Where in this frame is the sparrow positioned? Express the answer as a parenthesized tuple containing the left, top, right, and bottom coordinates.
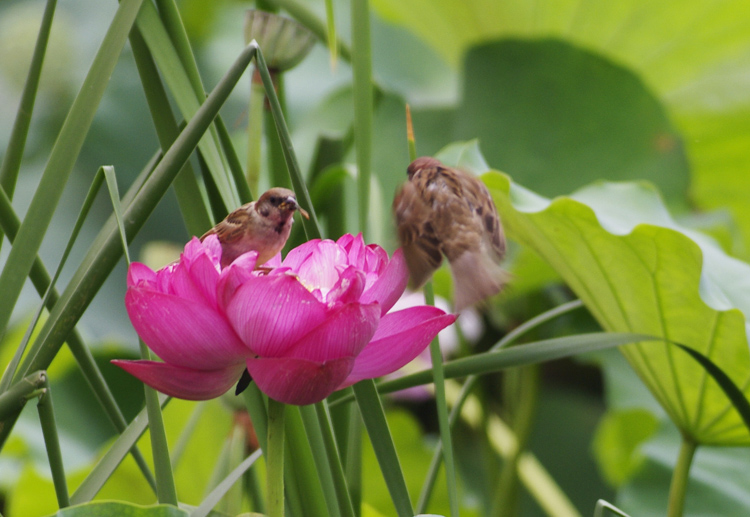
(393, 156, 506, 312)
(201, 187, 309, 269)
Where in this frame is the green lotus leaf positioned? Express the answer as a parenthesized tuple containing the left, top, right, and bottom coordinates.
(483, 171, 750, 445)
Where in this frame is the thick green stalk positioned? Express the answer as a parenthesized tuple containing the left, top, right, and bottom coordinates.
(314, 402, 355, 517)
(36, 375, 70, 508)
(299, 404, 343, 517)
(667, 435, 697, 517)
(324, 0, 338, 68)
(267, 398, 286, 517)
(0, 371, 46, 421)
(153, 0, 206, 96)
(255, 48, 321, 239)
(128, 24, 212, 235)
(266, 76, 293, 191)
(493, 365, 540, 516)
(345, 408, 362, 515)
(285, 406, 330, 517)
(423, 283, 459, 517)
(353, 380, 413, 517)
(247, 79, 265, 194)
(0, 0, 144, 339)
(140, 342, 178, 505)
(351, 0, 373, 238)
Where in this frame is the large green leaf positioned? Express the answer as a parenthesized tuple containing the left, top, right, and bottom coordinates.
(455, 39, 689, 201)
(482, 170, 750, 445)
(373, 0, 750, 251)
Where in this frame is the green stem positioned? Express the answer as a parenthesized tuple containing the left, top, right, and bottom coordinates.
(267, 398, 286, 517)
(247, 78, 265, 194)
(423, 283, 459, 517)
(493, 365, 540, 516)
(351, 0, 373, 238)
(298, 405, 343, 517)
(345, 405, 362, 514)
(667, 434, 697, 517)
(140, 341, 178, 505)
(36, 374, 70, 508)
(255, 47, 321, 239)
(0, 0, 56, 199)
(314, 402, 355, 517)
(0, 371, 46, 424)
(287, 405, 333, 517)
(266, 76, 293, 191)
(353, 380, 413, 517)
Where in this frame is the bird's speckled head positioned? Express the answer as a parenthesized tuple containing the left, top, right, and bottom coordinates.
(406, 156, 442, 180)
(256, 187, 309, 220)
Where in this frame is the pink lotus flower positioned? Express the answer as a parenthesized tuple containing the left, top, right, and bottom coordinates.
(113, 234, 455, 405)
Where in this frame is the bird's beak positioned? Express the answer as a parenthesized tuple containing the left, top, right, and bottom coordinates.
(281, 197, 310, 219)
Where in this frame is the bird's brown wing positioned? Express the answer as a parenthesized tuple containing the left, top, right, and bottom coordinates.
(458, 172, 505, 261)
(393, 180, 443, 288)
(200, 203, 254, 245)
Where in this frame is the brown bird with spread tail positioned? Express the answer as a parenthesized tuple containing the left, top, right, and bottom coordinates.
(393, 157, 506, 311)
(201, 187, 309, 268)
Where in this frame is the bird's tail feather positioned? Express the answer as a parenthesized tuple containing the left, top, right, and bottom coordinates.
(449, 250, 507, 312)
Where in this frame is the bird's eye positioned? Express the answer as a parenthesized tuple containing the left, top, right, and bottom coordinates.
(270, 196, 281, 205)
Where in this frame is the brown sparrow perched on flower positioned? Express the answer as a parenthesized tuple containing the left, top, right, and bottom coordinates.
(201, 187, 309, 268)
(393, 157, 506, 312)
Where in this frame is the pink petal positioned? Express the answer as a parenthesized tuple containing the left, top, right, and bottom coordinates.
(287, 301, 380, 361)
(126, 288, 248, 369)
(224, 273, 328, 357)
(264, 252, 282, 268)
(364, 245, 389, 273)
(341, 306, 456, 387)
(112, 359, 244, 400)
(199, 234, 224, 265)
(326, 266, 366, 305)
(169, 258, 212, 306)
(338, 233, 365, 267)
(128, 262, 156, 289)
(360, 249, 409, 315)
(336, 233, 356, 249)
(295, 240, 347, 291)
(226, 249, 259, 272)
(281, 239, 320, 272)
(246, 355, 355, 405)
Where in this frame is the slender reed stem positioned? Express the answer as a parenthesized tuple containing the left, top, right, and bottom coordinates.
(36, 374, 70, 508)
(314, 402, 356, 517)
(267, 398, 286, 517)
(667, 434, 697, 517)
(493, 365, 539, 516)
(247, 77, 265, 194)
(351, 0, 373, 238)
(139, 340, 178, 505)
(424, 283, 459, 516)
(0, 371, 46, 419)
